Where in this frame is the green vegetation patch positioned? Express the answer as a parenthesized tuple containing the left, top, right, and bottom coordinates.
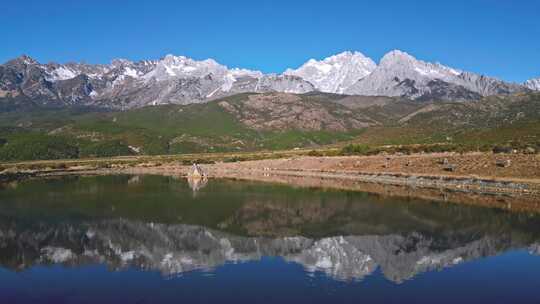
(79, 140, 135, 158)
(0, 133, 79, 161)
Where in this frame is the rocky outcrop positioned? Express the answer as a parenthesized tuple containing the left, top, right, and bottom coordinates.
(217, 93, 377, 131)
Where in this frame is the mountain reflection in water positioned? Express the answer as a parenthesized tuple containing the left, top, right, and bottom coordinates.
(1, 218, 539, 283)
(0, 174, 539, 285)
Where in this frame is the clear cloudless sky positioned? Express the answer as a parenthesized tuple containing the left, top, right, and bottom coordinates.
(1, 0, 539, 82)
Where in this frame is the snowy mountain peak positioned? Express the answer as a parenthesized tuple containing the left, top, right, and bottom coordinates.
(160, 54, 220, 68)
(111, 58, 134, 68)
(379, 50, 461, 76)
(6, 54, 38, 66)
(344, 49, 525, 100)
(143, 54, 229, 82)
(163, 53, 187, 62)
(323, 50, 371, 62)
(229, 67, 263, 78)
(285, 51, 376, 93)
(525, 78, 540, 91)
(376, 50, 463, 81)
(380, 50, 416, 64)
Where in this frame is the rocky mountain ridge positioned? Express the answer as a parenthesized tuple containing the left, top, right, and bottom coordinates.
(0, 54, 314, 110)
(0, 51, 536, 110)
(344, 50, 527, 101)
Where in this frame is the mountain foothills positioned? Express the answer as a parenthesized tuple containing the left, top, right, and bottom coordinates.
(0, 50, 539, 161)
(1, 50, 538, 110)
(0, 90, 539, 161)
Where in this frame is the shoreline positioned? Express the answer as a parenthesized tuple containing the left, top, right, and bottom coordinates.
(1, 153, 539, 213)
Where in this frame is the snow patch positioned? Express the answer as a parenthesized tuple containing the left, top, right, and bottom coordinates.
(42, 246, 74, 263)
(123, 67, 140, 78)
(48, 66, 78, 81)
(120, 251, 136, 262)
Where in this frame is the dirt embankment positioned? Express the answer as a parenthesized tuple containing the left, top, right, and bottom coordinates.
(109, 152, 540, 195)
(209, 153, 540, 181)
(2, 152, 539, 212)
(201, 152, 540, 195)
(198, 153, 540, 213)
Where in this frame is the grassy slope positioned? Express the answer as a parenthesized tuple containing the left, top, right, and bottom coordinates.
(0, 94, 360, 160)
(349, 93, 540, 148)
(0, 92, 539, 161)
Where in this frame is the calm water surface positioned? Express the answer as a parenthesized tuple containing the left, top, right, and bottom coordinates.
(0, 175, 539, 304)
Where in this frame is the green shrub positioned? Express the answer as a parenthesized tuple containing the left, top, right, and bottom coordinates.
(340, 144, 371, 155)
(307, 150, 323, 157)
(25, 164, 42, 170)
(223, 156, 246, 163)
(181, 158, 215, 165)
(52, 163, 68, 170)
(492, 145, 513, 154)
(94, 162, 112, 169)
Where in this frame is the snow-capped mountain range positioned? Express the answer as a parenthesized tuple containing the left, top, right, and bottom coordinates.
(0, 50, 537, 109)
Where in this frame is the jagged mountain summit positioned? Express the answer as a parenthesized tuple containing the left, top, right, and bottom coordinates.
(0, 54, 314, 110)
(284, 51, 377, 94)
(525, 78, 540, 91)
(344, 50, 526, 101)
(0, 50, 532, 110)
(286, 50, 528, 100)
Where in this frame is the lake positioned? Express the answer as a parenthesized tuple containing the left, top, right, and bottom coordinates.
(0, 175, 539, 303)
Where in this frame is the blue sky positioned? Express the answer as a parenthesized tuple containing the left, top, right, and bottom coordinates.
(1, 0, 539, 82)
